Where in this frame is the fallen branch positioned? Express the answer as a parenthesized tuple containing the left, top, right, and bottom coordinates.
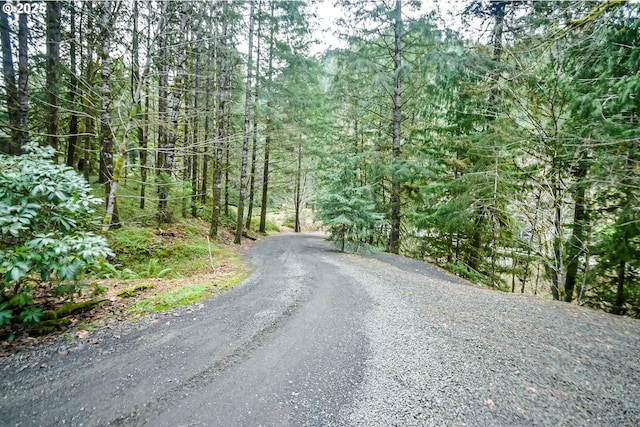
(242, 230, 257, 241)
(0, 299, 110, 340)
(41, 299, 110, 321)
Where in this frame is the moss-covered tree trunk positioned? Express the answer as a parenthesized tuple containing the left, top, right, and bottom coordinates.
(66, 10, 78, 168)
(17, 13, 28, 147)
(99, 0, 119, 229)
(46, 1, 61, 160)
(159, 2, 188, 224)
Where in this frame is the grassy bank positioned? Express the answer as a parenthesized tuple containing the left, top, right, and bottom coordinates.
(0, 177, 272, 346)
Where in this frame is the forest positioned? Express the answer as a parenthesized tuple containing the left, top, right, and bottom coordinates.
(0, 0, 638, 327)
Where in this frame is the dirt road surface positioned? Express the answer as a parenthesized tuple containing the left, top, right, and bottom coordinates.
(2, 234, 639, 426)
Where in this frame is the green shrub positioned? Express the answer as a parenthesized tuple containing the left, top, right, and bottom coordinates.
(315, 179, 386, 252)
(249, 216, 279, 233)
(145, 258, 173, 278)
(0, 143, 114, 325)
(108, 226, 157, 265)
(445, 261, 492, 286)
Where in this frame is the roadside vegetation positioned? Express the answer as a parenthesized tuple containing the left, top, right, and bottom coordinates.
(0, 149, 282, 349)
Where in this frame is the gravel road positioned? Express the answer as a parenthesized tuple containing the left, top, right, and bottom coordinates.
(1, 233, 639, 426)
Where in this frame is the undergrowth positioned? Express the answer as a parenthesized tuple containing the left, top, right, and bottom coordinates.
(133, 284, 209, 312)
(131, 271, 247, 313)
(0, 171, 288, 345)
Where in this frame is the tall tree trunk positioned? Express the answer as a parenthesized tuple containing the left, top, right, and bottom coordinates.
(191, 45, 201, 218)
(131, 0, 141, 193)
(565, 154, 588, 303)
(490, 155, 499, 287)
(81, 1, 95, 181)
(17, 13, 28, 146)
(612, 139, 636, 314)
(225, 118, 230, 216)
(234, 0, 256, 244)
(259, 133, 271, 233)
(488, 0, 506, 286)
(224, 57, 234, 217)
(209, 20, 228, 238)
(66, 8, 78, 167)
(159, 1, 188, 223)
(99, 1, 119, 228)
(259, 1, 276, 234)
(156, 4, 170, 221)
(488, 0, 506, 117)
(294, 137, 302, 233)
(246, 119, 259, 230)
(551, 169, 564, 301)
(201, 29, 214, 205)
(182, 117, 190, 218)
(0, 3, 19, 154)
(136, 2, 149, 210)
(46, 1, 61, 159)
(577, 228, 591, 305)
(156, 15, 169, 213)
(521, 190, 541, 293)
(468, 217, 483, 271)
(140, 77, 149, 209)
(388, 0, 403, 254)
(246, 9, 261, 230)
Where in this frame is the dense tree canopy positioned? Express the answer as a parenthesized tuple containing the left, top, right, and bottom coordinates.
(0, 0, 638, 317)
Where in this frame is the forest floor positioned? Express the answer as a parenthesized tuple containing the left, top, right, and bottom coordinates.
(0, 225, 256, 363)
(0, 209, 325, 366)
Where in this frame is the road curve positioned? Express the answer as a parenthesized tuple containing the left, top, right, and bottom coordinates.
(1, 233, 639, 426)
